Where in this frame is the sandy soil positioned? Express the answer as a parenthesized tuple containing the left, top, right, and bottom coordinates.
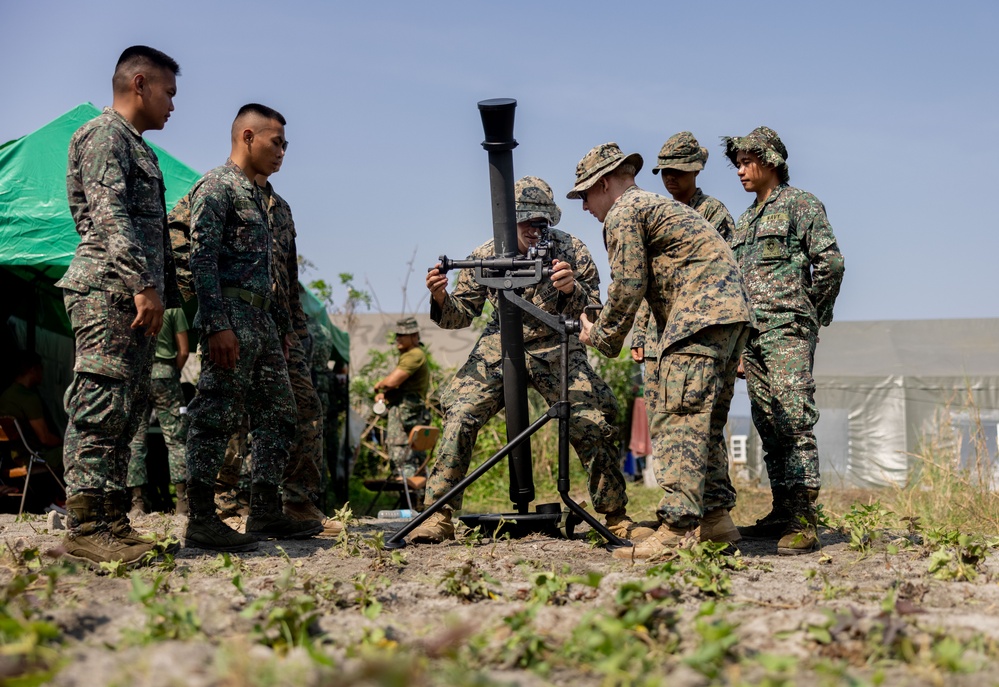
(2, 507, 998, 686)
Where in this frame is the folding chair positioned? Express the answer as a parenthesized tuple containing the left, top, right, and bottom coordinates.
(0, 415, 66, 517)
(364, 425, 440, 515)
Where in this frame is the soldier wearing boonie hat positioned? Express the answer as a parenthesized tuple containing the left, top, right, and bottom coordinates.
(570, 142, 755, 561)
(631, 133, 737, 380)
(412, 175, 637, 544)
(722, 125, 845, 555)
(374, 317, 431, 477)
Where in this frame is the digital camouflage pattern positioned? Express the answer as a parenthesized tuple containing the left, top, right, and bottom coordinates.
(586, 184, 753, 529)
(515, 176, 562, 226)
(566, 142, 643, 199)
(386, 393, 431, 475)
(59, 108, 179, 498)
(729, 179, 844, 492)
(186, 161, 295, 489)
(647, 324, 749, 528)
(426, 227, 627, 514)
(167, 193, 194, 304)
(723, 125, 789, 183)
(260, 183, 307, 336)
(127, 362, 189, 486)
(651, 131, 708, 173)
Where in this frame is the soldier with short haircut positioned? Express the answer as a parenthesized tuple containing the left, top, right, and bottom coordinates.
(374, 317, 431, 478)
(411, 176, 639, 543)
(58, 45, 182, 568)
(571, 143, 754, 560)
(184, 104, 321, 551)
(722, 126, 845, 554)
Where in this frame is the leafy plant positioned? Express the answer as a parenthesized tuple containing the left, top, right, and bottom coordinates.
(439, 560, 501, 602)
(125, 571, 202, 644)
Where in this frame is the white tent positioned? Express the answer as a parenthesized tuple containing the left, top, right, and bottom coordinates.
(746, 318, 999, 488)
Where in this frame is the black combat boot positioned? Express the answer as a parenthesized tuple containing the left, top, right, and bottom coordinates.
(247, 483, 322, 539)
(184, 481, 258, 552)
(777, 485, 821, 555)
(738, 485, 793, 540)
(174, 481, 189, 517)
(63, 491, 157, 569)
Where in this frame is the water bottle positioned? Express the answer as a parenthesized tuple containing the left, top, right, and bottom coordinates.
(378, 509, 414, 519)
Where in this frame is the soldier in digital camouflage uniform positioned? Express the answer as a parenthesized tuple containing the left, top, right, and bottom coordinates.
(374, 317, 431, 478)
(630, 132, 736, 390)
(722, 126, 845, 554)
(256, 172, 343, 536)
(184, 103, 321, 551)
(570, 143, 754, 560)
(57, 45, 182, 569)
(411, 176, 638, 544)
(127, 306, 190, 516)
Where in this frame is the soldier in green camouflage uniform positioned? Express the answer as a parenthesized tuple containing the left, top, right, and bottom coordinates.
(569, 143, 754, 560)
(167, 193, 195, 303)
(127, 306, 190, 515)
(630, 132, 736, 385)
(722, 126, 845, 554)
(411, 176, 636, 544)
(374, 318, 431, 477)
(57, 46, 182, 568)
(184, 104, 321, 551)
(257, 175, 342, 535)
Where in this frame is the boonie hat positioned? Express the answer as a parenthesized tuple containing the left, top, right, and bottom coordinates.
(722, 125, 788, 170)
(566, 143, 643, 199)
(515, 176, 561, 226)
(394, 317, 420, 336)
(652, 131, 708, 174)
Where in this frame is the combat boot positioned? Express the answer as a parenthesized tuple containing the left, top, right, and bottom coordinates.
(410, 509, 455, 543)
(737, 486, 792, 540)
(216, 485, 250, 519)
(613, 523, 699, 560)
(105, 490, 173, 551)
(604, 510, 656, 541)
(247, 484, 323, 539)
(128, 485, 149, 519)
(184, 481, 258, 552)
(700, 508, 741, 544)
(174, 481, 189, 517)
(283, 499, 345, 537)
(63, 491, 157, 570)
(777, 486, 820, 555)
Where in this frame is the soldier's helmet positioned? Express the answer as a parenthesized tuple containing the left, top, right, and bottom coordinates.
(652, 131, 709, 174)
(722, 126, 790, 182)
(515, 176, 561, 226)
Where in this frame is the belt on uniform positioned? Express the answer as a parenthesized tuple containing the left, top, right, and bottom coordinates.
(221, 287, 272, 312)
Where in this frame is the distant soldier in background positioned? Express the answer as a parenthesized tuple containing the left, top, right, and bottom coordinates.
(58, 45, 182, 568)
(722, 126, 845, 554)
(184, 103, 321, 551)
(411, 176, 638, 544)
(373, 317, 431, 478)
(570, 143, 753, 560)
(127, 306, 190, 516)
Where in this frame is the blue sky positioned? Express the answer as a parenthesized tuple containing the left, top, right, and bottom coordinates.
(3, 0, 997, 327)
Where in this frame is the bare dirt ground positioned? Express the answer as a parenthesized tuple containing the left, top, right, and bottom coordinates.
(3, 495, 999, 687)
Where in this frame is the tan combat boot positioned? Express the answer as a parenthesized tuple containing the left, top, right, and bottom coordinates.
(174, 481, 189, 517)
(699, 508, 741, 544)
(63, 492, 157, 570)
(283, 499, 345, 537)
(777, 486, 820, 555)
(409, 509, 455, 543)
(604, 510, 656, 541)
(613, 523, 698, 560)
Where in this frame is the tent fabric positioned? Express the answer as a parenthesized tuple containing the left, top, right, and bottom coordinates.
(300, 285, 350, 364)
(746, 318, 999, 489)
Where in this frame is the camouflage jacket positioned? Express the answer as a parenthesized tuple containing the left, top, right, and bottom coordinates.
(189, 159, 274, 335)
(260, 183, 306, 336)
(431, 227, 599, 363)
(730, 184, 845, 333)
(630, 188, 735, 351)
(167, 193, 194, 304)
(58, 107, 180, 306)
(589, 186, 752, 358)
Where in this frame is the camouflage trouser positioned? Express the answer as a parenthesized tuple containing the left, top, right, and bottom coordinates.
(218, 417, 252, 492)
(127, 362, 189, 486)
(386, 393, 430, 476)
(281, 331, 325, 504)
(742, 323, 820, 491)
(185, 301, 295, 488)
(425, 347, 626, 514)
(648, 323, 748, 530)
(62, 288, 154, 497)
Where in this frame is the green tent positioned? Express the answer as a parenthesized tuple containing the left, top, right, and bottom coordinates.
(0, 102, 349, 365)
